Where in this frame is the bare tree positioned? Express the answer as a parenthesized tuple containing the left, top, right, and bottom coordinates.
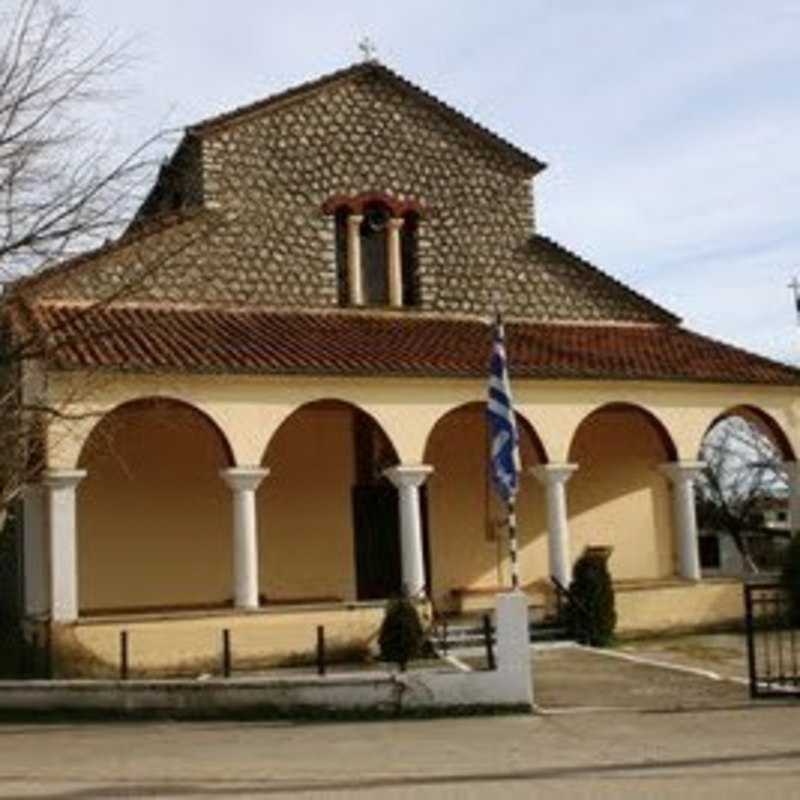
(0, 0, 207, 520)
(696, 415, 787, 573)
(0, 0, 165, 277)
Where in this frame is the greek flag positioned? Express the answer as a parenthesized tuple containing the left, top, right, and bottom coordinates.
(487, 314, 521, 503)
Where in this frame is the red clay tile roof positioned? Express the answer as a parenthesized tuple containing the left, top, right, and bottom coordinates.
(17, 303, 800, 386)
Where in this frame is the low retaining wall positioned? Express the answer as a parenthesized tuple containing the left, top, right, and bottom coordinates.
(615, 578, 743, 634)
(49, 603, 392, 678)
(2, 594, 533, 717)
(0, 674, 398, 717)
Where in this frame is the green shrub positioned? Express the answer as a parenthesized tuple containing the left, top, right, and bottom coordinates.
(378, 597, 425, 669)
(567, 552, 617, 647)
(781, 534, 800, 627)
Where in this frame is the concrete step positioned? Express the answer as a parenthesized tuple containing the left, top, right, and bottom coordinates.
(430, 619, 572, 650)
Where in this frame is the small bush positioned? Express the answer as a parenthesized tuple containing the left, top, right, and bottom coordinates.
(378, 597, 425, 669)
(568, 552, 617, 647)
(781, 534, 800, 627)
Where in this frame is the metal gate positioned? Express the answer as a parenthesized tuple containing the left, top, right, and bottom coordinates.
(744, 581, 800, 699)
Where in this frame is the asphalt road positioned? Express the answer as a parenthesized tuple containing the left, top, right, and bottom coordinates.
(1, 704, 799, 799)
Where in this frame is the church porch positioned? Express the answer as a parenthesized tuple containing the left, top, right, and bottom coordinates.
(18, 364, 799, 675)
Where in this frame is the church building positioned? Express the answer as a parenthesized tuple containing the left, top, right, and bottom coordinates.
(8, 61, 800, 675)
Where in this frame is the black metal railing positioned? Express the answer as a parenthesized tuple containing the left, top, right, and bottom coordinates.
(550, 575, 591, 644)
(428, 612, 496, 669)
(744, 581, 800, 699)
(0, 624, 337, 682)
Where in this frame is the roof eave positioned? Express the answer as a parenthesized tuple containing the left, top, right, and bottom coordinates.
(43, 359, 800, 388)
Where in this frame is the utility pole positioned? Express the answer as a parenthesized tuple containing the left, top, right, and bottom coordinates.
(789, 277, 800, 324)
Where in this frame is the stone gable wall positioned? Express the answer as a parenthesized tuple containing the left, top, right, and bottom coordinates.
(35, 72, 667, 323)
(133, 137, 205, 225)
(198, 72, 536, 315)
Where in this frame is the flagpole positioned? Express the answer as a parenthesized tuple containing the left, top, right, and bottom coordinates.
(498, 308, 521, 592)
(507, 496, 520, 591)
(488, 304, 522, 593)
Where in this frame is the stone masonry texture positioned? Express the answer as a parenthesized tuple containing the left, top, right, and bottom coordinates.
(31, 64, 674, 324)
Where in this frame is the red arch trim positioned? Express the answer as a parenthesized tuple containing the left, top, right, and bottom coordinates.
(260, 399, 400, 467)
(77, 397, 235, 469)
(422, 401, 549, 465)
(705, 405, 795, 461)
(568, 403, 678, 462)
(322, 191, 425, 217)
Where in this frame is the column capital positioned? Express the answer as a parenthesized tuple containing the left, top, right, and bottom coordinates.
(220, 466, 269, 492)
(659, 461, 705, 483)
(346, 213, 364, 226)
(387, 216, 405, 230)
(42, 469, 87, 490)
(384, 464, 433, 489)
(530, 463, 578, 485)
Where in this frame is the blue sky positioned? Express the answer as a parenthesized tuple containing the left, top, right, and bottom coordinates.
(83, 0, 800, 361)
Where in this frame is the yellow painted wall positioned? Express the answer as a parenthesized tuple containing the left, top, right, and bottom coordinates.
(258, 404, 358, 602)
(424, 405, 547, 609)
(615, 579, 742, 633)
(46, 370, 800, 472)
(568, 408, 675, 580)
(77, 401, 232, 611)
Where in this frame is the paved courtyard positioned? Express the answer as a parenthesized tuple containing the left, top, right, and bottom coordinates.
(0, 639, 796, 799)
(533, 639, 749, 710)
(618, 632, 751, 681)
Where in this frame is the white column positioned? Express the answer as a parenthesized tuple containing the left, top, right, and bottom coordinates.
(346, 213, 364, 306)
(387, 216, 405, 308)
(220, 467, 269, 610)
(531, 464, 578, 588)
(660, 461, 705, 581)
(784, 462, 800, 536)
(22, 484, 49, 617)
(43, 469, 86, 623)
(384, 465, 433, 598)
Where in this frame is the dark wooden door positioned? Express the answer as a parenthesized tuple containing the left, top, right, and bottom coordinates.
(353, 485, 401, 600)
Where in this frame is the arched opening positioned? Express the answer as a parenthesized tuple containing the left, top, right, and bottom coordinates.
(401, 211, 419, 307)
(360, 202, 390, 305)
(567, 403, 677, 581)
(329, 193, 423, 309)
(704, 405, 795, 462)
(334, 206, 350, 306)
(259, 400, 400, 603)
(423, 402, 548, 611)
(77, 398, 234, 613)
(696, 405, 794, 574)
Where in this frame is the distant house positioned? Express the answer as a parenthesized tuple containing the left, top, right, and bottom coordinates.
(700, 491, 793, 576)
(699, 531, 747, 577)
(6, 62, 800, 675)
(759, 492, 792, 534)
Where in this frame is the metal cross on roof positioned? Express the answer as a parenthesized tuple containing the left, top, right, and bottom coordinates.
(358, 36, 378, 63)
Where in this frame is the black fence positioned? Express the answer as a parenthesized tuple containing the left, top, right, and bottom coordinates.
(744, 581, 800, 699)
(1, 625, 331, 681)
